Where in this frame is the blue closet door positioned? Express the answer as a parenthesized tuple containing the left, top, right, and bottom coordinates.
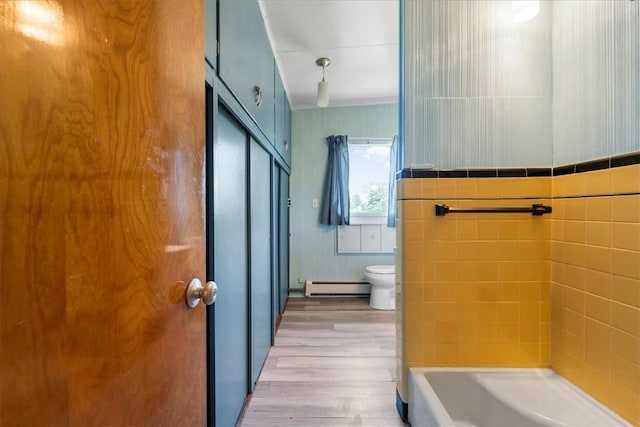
(274, 70, 292, 167)
(204, 0, 216, 68)
(284, 96, 292, 167)
(272, 166, 281, 320)
(278, 169, 290, 313)
(275, 71, 285, 153)
(219, 0, 275, 142)
(249, 139, 273, 389)
(213, 106, 249, 427)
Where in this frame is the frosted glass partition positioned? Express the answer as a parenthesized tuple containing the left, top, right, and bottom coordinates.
(553, 1, 640, 166)
(403, 0, 552, 169)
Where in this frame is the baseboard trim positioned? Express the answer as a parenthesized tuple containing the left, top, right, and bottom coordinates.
(304, 280, 371, 297)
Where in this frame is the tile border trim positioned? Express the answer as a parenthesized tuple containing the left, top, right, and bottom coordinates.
(397, 151, 640, 179)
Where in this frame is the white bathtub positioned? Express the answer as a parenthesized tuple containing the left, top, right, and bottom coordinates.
(408, 368, 630, 427)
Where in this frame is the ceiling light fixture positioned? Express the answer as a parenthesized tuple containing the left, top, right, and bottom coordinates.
(316, 57, 331, 107)
(512, 0, 539, 23)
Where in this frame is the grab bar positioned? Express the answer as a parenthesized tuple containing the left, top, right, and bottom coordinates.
(435, 204, 552, 217)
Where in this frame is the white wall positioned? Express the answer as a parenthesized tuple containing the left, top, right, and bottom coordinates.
(290, 104, 398, 288)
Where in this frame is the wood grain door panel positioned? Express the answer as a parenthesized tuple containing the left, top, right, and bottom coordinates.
(0, 1, 206, 425)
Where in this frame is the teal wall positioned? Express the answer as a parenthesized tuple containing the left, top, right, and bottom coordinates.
(290, 104, 398, 288)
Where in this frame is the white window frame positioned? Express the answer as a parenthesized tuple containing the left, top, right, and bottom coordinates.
(347, 138, 393, 225)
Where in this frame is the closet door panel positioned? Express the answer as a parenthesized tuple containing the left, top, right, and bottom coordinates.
(219, 0, 275, 142)
(249, 139, 273, 389)
(278, 170, 290, 312)
(205, 0, 216, 68)
(272, 166, 282, 319)
(213, 106, 249, 427)
(274, 70, 292, 167)
(275, 71, 285, 152)
(284, 96, 292, 167)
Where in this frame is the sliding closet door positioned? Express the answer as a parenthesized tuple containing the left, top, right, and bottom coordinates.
(272, 167, 282, 320)
(278, 169, 290, 313)
(249, 139, 272, 388)
(212, 106, 249, 427)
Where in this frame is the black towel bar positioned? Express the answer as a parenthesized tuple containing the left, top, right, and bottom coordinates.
(435, 204, 552, 216)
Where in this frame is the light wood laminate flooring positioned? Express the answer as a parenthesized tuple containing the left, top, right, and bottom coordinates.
(237, 297, 406, 427)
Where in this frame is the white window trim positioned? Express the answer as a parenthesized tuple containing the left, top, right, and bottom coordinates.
(347, 138, 393, 224)
(348, 215, 388, 226)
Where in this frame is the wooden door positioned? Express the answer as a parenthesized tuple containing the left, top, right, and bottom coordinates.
(0, 1, 206, 425)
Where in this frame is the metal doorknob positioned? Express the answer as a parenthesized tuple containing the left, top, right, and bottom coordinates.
(186, 278, 218, 308)
(254, 85, 263, 107)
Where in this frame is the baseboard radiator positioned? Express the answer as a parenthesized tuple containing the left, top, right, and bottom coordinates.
(304, 280, 371, 297)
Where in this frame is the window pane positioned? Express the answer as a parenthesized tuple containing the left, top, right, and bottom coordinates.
(348, 144, 390, 216)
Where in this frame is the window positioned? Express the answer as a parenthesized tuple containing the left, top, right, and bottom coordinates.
(348, 141, 391, 223)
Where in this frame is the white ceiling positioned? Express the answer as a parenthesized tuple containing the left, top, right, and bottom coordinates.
(258, 0, 399, 110)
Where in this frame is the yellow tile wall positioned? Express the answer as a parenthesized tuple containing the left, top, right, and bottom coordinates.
(397, 165, 640, 425)
(396, 177, 553, 402)
(551, 164, 640, 425)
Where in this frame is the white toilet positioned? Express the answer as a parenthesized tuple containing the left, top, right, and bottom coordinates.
(364, 265, 396, 310)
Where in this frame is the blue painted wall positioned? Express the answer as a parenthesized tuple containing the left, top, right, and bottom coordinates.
(290, 104, 398, 288)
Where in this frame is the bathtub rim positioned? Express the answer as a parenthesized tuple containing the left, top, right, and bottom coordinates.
(409, 367, 456, 426)
(408, 367, 631, 427)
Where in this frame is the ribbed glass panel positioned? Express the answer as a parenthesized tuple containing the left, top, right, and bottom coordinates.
(404, 0, 552, 168)
(553, 0, 640, 166)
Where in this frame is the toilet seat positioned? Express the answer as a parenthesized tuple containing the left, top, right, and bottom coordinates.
(365, 265, 395, 275)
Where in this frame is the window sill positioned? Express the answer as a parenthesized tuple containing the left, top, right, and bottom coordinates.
(349, 215, 388, 226)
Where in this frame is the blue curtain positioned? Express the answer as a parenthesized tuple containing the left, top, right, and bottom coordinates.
(387, 135, 399, 227)
(319, 135, 350, 225)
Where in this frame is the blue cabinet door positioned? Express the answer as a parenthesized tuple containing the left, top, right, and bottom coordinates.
(278, 169, 290, 312)
(274, 70, 285, 151)
(249, 138, 273, 389)
(219, 0, 275, 143)
(275, 69, 292, 167)
(205, 0, 216, 68)
(212, 106, 249, 427)
(284, 95, 292, 166)
(272, 166, 281, 320)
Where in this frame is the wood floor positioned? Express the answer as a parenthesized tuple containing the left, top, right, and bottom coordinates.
(237, 297, 407, 427)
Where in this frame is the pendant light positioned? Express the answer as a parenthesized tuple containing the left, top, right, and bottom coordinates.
(512, 0, 539, 23)
(316, 57, 330, 107)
